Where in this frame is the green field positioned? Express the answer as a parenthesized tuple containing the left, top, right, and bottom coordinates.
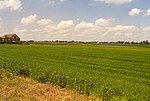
(0, 43, 150, 100)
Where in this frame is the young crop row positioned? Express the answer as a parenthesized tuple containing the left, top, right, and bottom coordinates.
(0, 44, 150, 100)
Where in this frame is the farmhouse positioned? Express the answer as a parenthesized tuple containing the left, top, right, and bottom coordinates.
(1, 34, 20, 43)
(0, 36, 2, 43)
(0, 36, 2, 41)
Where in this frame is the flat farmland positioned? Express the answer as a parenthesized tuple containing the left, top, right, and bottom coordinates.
(0, 44, 150, 100)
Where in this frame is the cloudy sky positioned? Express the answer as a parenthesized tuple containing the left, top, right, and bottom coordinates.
(0, 0, 150, 41)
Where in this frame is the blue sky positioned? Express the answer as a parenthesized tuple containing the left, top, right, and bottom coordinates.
(0, 0, 150, 41)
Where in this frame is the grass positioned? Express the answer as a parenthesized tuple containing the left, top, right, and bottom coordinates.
(0, 43, 150, 100)
(0, 67, 96, 101)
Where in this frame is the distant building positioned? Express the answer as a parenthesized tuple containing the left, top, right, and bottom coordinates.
(2, 34, 20, 43)
(0, 36, 2, 43)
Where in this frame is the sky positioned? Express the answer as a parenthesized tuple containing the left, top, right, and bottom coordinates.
(0, 0, 150, 41)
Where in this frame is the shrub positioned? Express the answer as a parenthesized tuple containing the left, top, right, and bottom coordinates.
(58, 74, 68, 88)
(17, 68, 30, 77)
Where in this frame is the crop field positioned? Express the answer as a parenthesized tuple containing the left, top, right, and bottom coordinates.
(0, 43, 150, 100)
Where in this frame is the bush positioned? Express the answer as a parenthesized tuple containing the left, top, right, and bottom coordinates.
(17, 68, 30, 77)
(58, 74, 68, 88)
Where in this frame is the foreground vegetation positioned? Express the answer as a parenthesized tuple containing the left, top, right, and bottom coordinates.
(0, 43, 150, 100)
(0, 67, 94, 101)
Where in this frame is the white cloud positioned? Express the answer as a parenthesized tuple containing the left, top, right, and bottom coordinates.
(129, 8, 142, 17)
(76, 18, 80, 21)
(0, 18, 3, 31)
(143, 26, 150, 32)
(45, 25, 57, 32)
(21, 14, 37, 25)
(15, 17, 149, 41)
(0, 0, 22, 11)
(14, 27, 27, 33)
(37, 19, 53, 26)
(95, 18, 114, 27)
(102, 25, 139, 41)
(31, 28, 42, 33)
(128, 8, 150, 17)
(57, 20, 74, 29)
(142, 26, 150, 39)
(110, 25, 138, 33)
(94, 0, 133, 5)
(49, 0, 67, 6)
(76, 21, 94, 29)
(144, 9, 150, 16)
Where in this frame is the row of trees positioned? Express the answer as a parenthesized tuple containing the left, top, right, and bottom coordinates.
(1, 39, 149, 44)
(117, 40, 149, 44)
(26, 40, 150, 44)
